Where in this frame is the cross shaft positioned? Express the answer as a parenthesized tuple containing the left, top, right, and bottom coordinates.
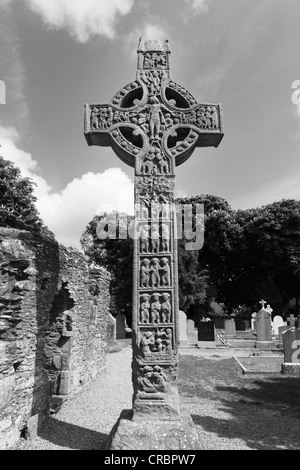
(84, 38, 224, 422)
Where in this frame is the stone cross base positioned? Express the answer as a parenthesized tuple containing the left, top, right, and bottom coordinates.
(281, 363, 300, 376)
(255, 341, 274, 350)
(106, 409, 203, 450)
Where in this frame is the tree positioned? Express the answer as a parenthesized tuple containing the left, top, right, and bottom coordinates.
(234, 199, 300, 315)
(0, 155, 53, 237)
(80, 212, 134, 326)
(176, 194, 242, 317)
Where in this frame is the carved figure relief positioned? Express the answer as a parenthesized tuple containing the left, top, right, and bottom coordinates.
(151, 224, 160, 253)
(140, 224, 150, 253)
(138, 293, 172, 324)
(140, 293, 150, 323)
(160, 258, 171, 287)
(161, 224, 170, 252)
(150, 292, 161, 323)
(140, 147, 169, 176)
(160, 293, 171, 323)
(136, 176, 174, 205)
(139, 365, 167, 395)
(150, 260, 160, 289)
(143, 52, 168, 70)
(138, 328, 173, 356)
(140, 256, 171, 286)
(140, 259, 150, 287)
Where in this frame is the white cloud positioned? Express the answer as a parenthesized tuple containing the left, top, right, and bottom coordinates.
(126, 19, 170, 58)
(185, 0, 211, 12)
(10, 0, 135, 42)
(0, 124, 134, 248)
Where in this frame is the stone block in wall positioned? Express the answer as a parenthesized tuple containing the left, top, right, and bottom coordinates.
(0, 373, 15, 411)
(0, 227, 111, 449)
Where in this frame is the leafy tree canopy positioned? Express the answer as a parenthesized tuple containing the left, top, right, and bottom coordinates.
(0, 155, 53, 238)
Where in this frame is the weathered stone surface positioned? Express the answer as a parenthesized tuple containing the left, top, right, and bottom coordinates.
(85, 38, 224, 449)
(197, 320, 216, 349)
(278, 325, 289, 348)
(224, 317, 237, 338)
(106, 409, 204, 450)
(282, 328, 300, 362)
(255, 308, 274, 349)
(179, 310, 188, 347)
(0, 227, 111, 449)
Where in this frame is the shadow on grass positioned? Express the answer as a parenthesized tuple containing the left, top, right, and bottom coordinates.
(36, 416, 109, 450)
(179, 355, 300, 450)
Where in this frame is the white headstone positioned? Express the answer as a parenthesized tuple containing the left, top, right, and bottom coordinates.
(179, 310, 188, 346)
(251, 312, 257, 331)
(273, 315, 285, 335)
(187, 319, 195, 332)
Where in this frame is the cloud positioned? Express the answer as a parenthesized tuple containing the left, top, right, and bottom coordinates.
(126, 18, 170, 58)
(10, 0, 135, 42)
(184, 0, 211, 12)
(0, 124, 134, 248)
(0, 1, 28, 123)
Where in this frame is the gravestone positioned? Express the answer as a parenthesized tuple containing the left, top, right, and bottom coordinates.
(187, 318, 197, 346)
(273, 315, 285, 336)
(107, 313, 117, 346)
(115, 312, 126, 339)
(178, 310, 188, 347)
(84, 38, 224, 450)
(251, 312, 257, 331)
(197, 320, 216, 349)
(282, 322, 300, 375)
(235, 317, 247, 331)
(187, 318, 195, 332)
(214, 317, 225, 329)
(224, 316, 237, 338)
(255, 307, 274, 349)
(287, 313, 298, 329)
(278, 325, 289, 349)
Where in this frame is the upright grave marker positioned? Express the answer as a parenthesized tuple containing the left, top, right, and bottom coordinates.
(84, 39, 224, 449)
(282, 316, 300, 375)
(255, 301, 274, 350)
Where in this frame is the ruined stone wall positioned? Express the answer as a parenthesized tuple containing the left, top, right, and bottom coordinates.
(0, 227, 111, 449)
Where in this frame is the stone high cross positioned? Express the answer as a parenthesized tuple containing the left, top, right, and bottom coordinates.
(84, 39, 224, 448)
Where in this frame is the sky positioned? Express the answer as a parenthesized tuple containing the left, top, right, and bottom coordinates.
(0, 0, 300, 248)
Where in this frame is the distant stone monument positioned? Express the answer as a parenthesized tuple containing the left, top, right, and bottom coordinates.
(115, 312, 126, 339)
(84, 38, 224, 450)
(282, 315, 300, 375)
(273, 315, 285, 336)
(178, 310, 188, 347)
(197, 319, 216, 349)
(224, 316, 237, 339)
(107, 313, 117, 346)
(255, 300, 274, 349)
(251, 312, 257, 331)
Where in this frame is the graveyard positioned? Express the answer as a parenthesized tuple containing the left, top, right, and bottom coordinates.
(1, 1, 300, 454)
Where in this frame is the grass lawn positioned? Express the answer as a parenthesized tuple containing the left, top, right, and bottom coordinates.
(178, 355, 300, 409)
(178, 354, 300, 450)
